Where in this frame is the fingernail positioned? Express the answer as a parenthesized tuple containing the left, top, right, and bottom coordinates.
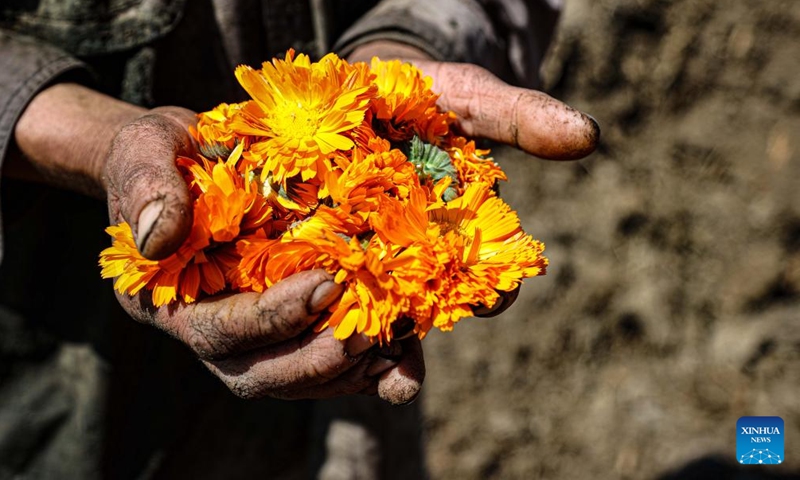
(366, 357, 398, 377)
(584, 112, 601, 140)
(345, 334, 374, 357)
(401, 390, 421, 406)
(136, 199, 164, 254)
(308, 280, 344, 314)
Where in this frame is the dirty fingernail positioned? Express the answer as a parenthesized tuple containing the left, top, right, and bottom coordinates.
(345, 334, 374, 357)
(366, 357, 398, 377)
(308, 280, 344, 314)
(584, 113, 601, 141)
(379, 376, 422, 406)
(136, 199, 165, 254)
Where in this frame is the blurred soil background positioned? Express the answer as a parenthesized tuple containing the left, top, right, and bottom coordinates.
(420, 0, 800, 478)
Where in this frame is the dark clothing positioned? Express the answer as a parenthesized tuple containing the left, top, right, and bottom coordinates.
(0, 1, 559, 478)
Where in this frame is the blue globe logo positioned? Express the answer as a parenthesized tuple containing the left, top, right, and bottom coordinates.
(739, 449, 782, 465)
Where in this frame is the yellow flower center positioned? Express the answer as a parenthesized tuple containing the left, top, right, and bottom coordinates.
(270, 102, 321, 139)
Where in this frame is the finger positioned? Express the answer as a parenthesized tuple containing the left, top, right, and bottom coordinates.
(415, 61, 600, 160)
(164, 270, 343, 360)
(378, 337, 425, 405)
(205, 327, 373, 399)
(266, 350, 387, 400)
(104, 107, 198, 260)
(473, 287, 520, 318)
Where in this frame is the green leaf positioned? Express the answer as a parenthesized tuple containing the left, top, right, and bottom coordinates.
(406, 136, 458, 194)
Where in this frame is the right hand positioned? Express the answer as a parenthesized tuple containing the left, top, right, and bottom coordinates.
(103, 107, 425, 404)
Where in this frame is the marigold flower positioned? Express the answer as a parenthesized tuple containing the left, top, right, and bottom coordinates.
(314, 234, 440, 342)
(259, 206, 362, 287)
(446, 136, 507, 186)
(100, 145, 273, 306)
(231, 50, 376, 184)
(369, 58, 442, 142)
(100, 51, 550, 343)
(99, 221, 238, 306)
(326, 147, 417, 226)
(371, 182, 547, 336)
(191, 102, 249, 159)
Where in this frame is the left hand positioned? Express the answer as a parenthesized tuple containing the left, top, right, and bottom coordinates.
(348, 40, 599, 161)
(349, 41, 600, 316)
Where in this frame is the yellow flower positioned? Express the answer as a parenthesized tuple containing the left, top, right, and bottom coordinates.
(238, 206, 360, 291)
(369, 58, 443, 142)
(316, 235, 439, 343)
(428, 183, 547, 329)
(99, 221, 235, 307)
(446, 136, 507, 187)
(325, 146, 418, 227)
(99, 222, 160, 297)
(191, 102, 249, 159)
(371, 182, 547, 336)
(100, 146, 273, 306)
(232, 50, 376, 184)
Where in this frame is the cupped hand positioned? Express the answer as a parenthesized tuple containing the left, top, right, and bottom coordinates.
(103, 108, 424, 404)
(347, 41, 600, 161)
(349, 41, 601, 316)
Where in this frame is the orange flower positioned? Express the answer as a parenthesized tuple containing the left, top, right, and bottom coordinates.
(315, 234, 440, 342)
(101, 51, 550, 343)
(231, 50, 376, 184)
(427, 183, 547, 330)
(187, 143, 273, 241)
(99, 221, 237, 306)
(369, 58, 445, 142)
(100, 146, 273, 306)
(227, 231, 278, 293)
(370, 182, 547, 336)
(446, 136, 507, 186)
(191, 102, 250, 159)
(325, 147, 418, 227)
(259, 206, 361, 287)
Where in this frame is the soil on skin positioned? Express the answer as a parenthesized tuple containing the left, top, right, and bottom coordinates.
(421, 0, 800, 478)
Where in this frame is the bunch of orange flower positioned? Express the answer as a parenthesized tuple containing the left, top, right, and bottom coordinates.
(100, 50, 548, 343)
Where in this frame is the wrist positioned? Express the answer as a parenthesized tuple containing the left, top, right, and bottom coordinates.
(347, 40, 435, 63)
(11, 83, 146, 198)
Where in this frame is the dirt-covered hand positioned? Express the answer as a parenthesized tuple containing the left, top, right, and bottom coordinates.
(103, 109, 424, 404)
(104, 106, 198, 260)
(348, 41, 600, 160)
(349, 42, 599, 317)
(115, 269, 423, 403)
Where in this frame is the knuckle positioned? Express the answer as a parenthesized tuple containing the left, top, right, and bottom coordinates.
(226, 376, 267, 400)
(299, 338, 348, 383)
(186, 312, 232, 360)
(462, 63, 492, 80)
(253, 302, 292, 342)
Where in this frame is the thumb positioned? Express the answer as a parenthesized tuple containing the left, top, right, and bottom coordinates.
(416, 61, 600, 160)
(104, 107, 198, 260)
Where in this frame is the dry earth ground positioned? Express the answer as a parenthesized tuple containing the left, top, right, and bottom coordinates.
(421, 1, 800, 478)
